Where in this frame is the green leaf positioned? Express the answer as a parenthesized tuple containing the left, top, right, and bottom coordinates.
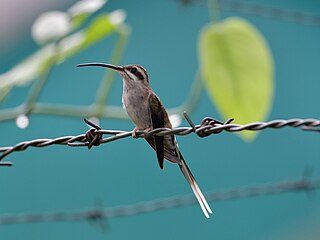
(199, 17, 274, 141)
(70, 13, 89, 29)
(0, 45, 55, 93)
(82, 13, 116, 46)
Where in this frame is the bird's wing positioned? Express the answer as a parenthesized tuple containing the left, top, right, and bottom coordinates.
(146, 135, 181, 164)
(148, 93, 165, 169)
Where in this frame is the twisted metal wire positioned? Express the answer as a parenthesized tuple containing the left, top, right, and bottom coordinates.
(180, 0, 320, 27)
(220, 0, 320, 27)
(0, 113, 319, 165)
(0, 177, 318, 225)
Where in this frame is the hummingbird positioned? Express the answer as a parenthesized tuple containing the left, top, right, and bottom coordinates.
(77, 62, 213, 218)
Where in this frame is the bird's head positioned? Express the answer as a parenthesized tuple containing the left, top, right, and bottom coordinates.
(77, 63, 150, 87)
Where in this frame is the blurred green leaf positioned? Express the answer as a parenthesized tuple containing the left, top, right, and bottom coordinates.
(82, 13, 116, 46)
(0, 45, 55, 93)
(199, 17, 274, 141)
(71, 13, 89, 29)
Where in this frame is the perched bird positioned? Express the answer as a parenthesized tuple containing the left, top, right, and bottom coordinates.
(77, 62, 212, 218)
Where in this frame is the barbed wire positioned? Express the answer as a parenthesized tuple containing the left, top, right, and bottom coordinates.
(0, 113, 319, 166)
(179, 0, 320, 27)
(221, 0, 320, 27)
(0, 176, 318, 225)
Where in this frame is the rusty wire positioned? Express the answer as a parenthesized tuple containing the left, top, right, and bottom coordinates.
(0, 113, 319, 166)
(220, 0, 320, 27)
(0, 176, 318, 225)
(180, 0, 320, 27)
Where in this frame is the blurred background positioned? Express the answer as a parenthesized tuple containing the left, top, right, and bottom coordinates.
(0, 0, 319, 239)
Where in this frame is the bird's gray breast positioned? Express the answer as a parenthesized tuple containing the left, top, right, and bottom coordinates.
(122, 86, 151, 129)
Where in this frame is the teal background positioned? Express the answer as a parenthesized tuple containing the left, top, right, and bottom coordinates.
(1, 0, 320, 239)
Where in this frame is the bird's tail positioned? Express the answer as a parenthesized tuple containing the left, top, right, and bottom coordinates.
(178, 157, 213, 218)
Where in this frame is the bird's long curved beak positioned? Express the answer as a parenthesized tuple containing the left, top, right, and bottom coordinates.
(76, 62, 124, 72)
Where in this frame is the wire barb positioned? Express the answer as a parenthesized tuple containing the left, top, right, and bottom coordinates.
(0, 115, 319, 164)
(84, 118, 103, 149)
(0, 162, 13, 167)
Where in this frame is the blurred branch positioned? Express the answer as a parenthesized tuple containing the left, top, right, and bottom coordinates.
(23, 43, 60, 113)
(0, 177, 318, 224)
(220, 0, 320, 27)
(0, 113, 318, 165)
(181, 0, 320, 27)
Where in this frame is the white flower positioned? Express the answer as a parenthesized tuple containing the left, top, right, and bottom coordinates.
(16, 114, 29, 129)
(68, 0, 107, 17)
(31, 11, 71, 44)
(109, 9, 127, 25)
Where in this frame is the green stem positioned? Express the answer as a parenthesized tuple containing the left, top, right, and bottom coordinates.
(23, 41, 61, 113)
(0, 105, 26, 121)
(94, 24, 130, 115)
(208, 0, 220, 23)
(33, 103, 128, 119)
(23, 62, 53, 112)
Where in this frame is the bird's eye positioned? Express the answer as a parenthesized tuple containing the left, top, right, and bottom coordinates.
(130, 67, 137, 74)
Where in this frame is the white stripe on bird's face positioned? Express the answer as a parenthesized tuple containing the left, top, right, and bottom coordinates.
(123, 65, 149, 86)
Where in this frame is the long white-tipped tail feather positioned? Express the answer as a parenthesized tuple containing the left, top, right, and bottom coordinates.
(179, 159, 212, 218)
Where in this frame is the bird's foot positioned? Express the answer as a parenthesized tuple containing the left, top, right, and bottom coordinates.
(132, 127, 152, 138)
(132, 127, 140, 138)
